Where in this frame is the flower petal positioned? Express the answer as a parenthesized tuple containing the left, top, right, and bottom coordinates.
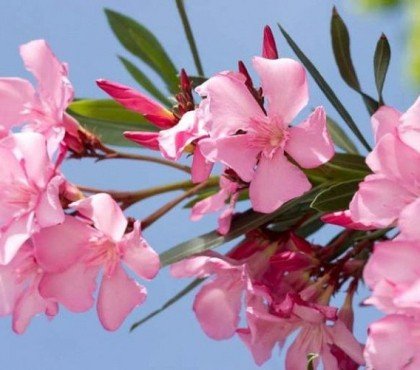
(285, 107, 334, 168)
(124, 131, 160, 151)
(398, 96, 420, 153)
(97, 264, 147, 331)
(371, 105, 401, 143)
(252, 56, 308, 123)
(398, 198, 420, 240)
(191, 145, 213, 183)
(249, 152, 311, 213)
(35, 176, 65, 228)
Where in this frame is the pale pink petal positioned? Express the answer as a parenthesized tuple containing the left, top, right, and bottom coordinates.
(71, 193, 127, 241)
(97, 264, 147, 331)
(193, 275, 243, 339)
(170, 253, 235, 278)
(123, 131, 160, 150)
(0, 213, 34, 265)
(0, 78, 35, 132)
(398, 96, 420, 153)
(20, 39, 73, 113)
(286, 107, 334, 168)
(366, 134, 420, 189)
(349, 175, 413, 228)
(190, 190, 229, 221)
(398, 198, 420, 240)
(365, 315, 420, 370)
(35, 176, 65, 228)
(199, 136, 259, 182)
(122, 222, 160, 280)
(97, 79, 175, 129)
(249, 152, 311, 213)
(191, 145, 213, 183)
(196, 72, 265, 137)
(0, 262, 24, 316)
(252, 56, 308, 123)
(158, 111, 199, 160)
(33, 215, 93, 272)
(286, 327, 321, 370)
(12, 283, 58, 334)
(39, 263, 98, 313)
(371, 105, 401, 143)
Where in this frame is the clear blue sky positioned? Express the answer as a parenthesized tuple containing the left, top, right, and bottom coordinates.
(0, 1, 417, 369)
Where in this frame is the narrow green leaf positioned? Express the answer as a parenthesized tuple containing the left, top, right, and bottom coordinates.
(278, 24, 372, 152)
(374, 33, 391, 104)
(118, 56, 172, 107)
(105, 8, 179, 92)
(311, 179, 361, 212)
(68, 99, 158, 147)
(160, 186, 325, 267)
(326, 116, 359, 154)
(295, 213, 325, 238)
(130, 278, 204, 331)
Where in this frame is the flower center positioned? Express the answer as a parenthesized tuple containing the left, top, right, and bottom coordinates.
(84, 236, 121, 276)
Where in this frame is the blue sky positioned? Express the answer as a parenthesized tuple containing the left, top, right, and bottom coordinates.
(0, 1, 417, 369)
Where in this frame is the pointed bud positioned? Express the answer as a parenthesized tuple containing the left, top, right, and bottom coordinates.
(180, 69, 191, 92)
(262, 26, 278, 59)
(238, 61, 254, 89)
(124, 131, 160, 150)
(97, 79, 177, 129)
(338, 286, 356, 331)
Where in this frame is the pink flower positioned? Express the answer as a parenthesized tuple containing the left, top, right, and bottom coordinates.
(325, 97, 420, 230)
(364, 314, 420, 370)
(0, 242, 58, 334)
(97, 79, 213, 183)
(0, 40, 76, 152)
(197, 57, 334, 213)
(0, 132, 65, 265)
(33, 194, 160, 331)
(190, 172, 240, 234)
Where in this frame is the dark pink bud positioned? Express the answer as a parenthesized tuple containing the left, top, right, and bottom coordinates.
(262, 26, 278, 59)
(238, 61, 254, 89)
(124, 131, 160, 150)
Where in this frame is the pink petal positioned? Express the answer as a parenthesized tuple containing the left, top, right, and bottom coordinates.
(20, 39, 73, 113)
(286, 327, 321, 370)
(35, 176, 65, 228)
(398, 198, 420, 240)
(33, 215, 93, 272)
(321, 210, 375, 230)
(398, 96, 420, 153)
(124, 131, 160, 150)
(122, 222, 160, 280)
(196, 72, 265, 137)
(286, 107, 334, 168)
(97, 264, 147, 331)
(97, 79, 175, 129)
(191, 145, 213, 183)
(252, 56, 308, 123)
(328, 320, 364, 365)
(193, 275, 244, 339)
(0, 78, 35, 131)
(371, 105, 401, 143)
(349, 174, 413, 228)
(191, 189, 229, 221)
(249, 152, 311, 213)
(0, 258, 25, 315)
(12, 283, 58, 334)
(39, 263, 98, 313)
(199, 135, 259, 182)
(71, 193, 127, 241)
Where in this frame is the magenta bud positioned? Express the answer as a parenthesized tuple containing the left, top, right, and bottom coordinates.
(238, 61, 253, 88)
(262, 25, 278, 59)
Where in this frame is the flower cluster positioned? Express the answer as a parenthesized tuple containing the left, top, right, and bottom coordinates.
(0, 40, 159, 333)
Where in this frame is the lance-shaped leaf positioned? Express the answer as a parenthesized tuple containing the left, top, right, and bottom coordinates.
(331, 7, 378, 115)
(160, 186, 325, 267)
(118, 56, 172, 107)
(130, 278, 204, 331)
(326, 116, 359, 154)
(374, 34, 391, 105)
(278, 24, 372, 152)
(68, 99, 158, 147)
(310, 179, 361, 212)
(105, 9, 179, 93)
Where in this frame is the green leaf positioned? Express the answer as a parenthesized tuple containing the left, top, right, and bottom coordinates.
(160, 186, 325, 267)
(68, 99, 158, 147)
(105, 8, 179, 93)
(330, 8, 379, 115)
(118, 56, 172, 107)
(310, 179, 361, 212)
(374, 34, 391, 104)
(278, 24, 372, 152)
(130, 278, 204, 331)
(326, 116, 359, 154)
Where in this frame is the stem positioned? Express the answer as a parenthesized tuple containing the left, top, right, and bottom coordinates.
(142, 180, 212, 229)
(175, 0, 205, 76)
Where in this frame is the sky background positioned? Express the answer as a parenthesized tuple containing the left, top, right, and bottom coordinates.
(0, 1, 417, 369)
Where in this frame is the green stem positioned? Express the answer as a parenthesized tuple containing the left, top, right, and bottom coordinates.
(175, 0, 205, 76)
